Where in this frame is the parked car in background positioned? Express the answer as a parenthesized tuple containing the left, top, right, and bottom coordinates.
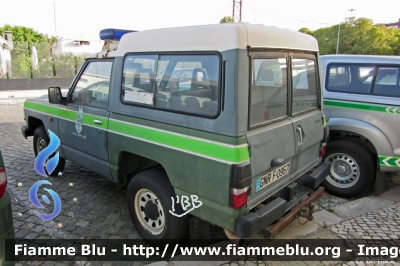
(321, 55, 400, 197)
(0, 150, 15, 266)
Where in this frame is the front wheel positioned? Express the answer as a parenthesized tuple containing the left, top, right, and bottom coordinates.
(33, 126, 65, 177)
(323, 139, 375, 197)
(127, 169, 188, 244)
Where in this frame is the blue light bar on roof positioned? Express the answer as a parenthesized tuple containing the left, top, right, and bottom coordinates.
(99, 29, 137, 41)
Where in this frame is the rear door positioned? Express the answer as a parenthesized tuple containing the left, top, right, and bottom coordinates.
(290, 54, 323, 179)
(246, 52, 296, 208)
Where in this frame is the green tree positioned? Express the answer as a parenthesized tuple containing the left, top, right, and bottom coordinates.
(299, 28, 314, 36)
(220, 16, 235, 23)
(0, 24, 56, 78)
(299, 18, 400, 55)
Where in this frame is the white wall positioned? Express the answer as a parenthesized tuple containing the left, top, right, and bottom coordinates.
(52, 39, 103, 55)
(0, 36, 12, 76)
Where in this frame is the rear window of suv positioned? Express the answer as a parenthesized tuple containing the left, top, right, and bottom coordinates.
(249, 52, 319, 128)
(326, 64, 400, 97)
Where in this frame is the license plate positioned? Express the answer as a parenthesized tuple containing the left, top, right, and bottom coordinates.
(256, 163, 290, 192)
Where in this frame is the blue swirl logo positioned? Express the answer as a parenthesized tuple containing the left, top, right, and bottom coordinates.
(29, 180, 62, 221)
(34, 129, 60, 177)
(31, 129, 62, 220)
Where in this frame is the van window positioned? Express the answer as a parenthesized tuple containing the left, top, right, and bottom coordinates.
(250, 58, 288, 127)
(373, 67, 400, 97)
(122, 55, 157, 105)
(327, 64, 375, 94)
(292, 59, 317, 114)
(155, 54, 220, 117)
(71, 60, 113, 109)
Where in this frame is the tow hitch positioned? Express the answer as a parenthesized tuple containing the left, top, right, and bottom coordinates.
(260, 186, 325, 239)
(297, 202, 315, 225)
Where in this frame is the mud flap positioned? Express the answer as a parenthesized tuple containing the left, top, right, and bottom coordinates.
(375, 170, 386, 196)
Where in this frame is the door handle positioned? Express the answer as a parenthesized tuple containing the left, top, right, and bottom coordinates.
(94, 119, 103, 125)
(296, 125, 304, 143)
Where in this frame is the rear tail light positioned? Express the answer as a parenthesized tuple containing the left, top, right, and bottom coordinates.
(230, 187, 249, 209)
(0, 167, 7, 199)
(320, 144, 327, 157)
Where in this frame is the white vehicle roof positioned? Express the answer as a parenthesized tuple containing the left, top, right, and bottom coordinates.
(321, 54, 400, 64)
(108, 23, 318, 56)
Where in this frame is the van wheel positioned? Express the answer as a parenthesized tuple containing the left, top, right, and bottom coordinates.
(127, 169, 188, 244)
(33, 126, 65, 177)
(323, 139, 375, 197)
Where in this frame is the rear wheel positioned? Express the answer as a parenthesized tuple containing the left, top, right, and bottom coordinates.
(127, 169, 188, 244)
(323, 139, 375, 197)
(33, 126, 65, 176)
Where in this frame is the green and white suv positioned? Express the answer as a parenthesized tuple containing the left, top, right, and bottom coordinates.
(321, 54, 400, 197)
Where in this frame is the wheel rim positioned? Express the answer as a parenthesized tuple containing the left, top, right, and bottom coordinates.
(134, 188, 165, 235)
(37, 137, 47, 152)
(326, 153, 360, 188)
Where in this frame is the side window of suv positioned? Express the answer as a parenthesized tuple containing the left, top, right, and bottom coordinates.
(372, 67, 400, 97)
(71, 61, 113, 109)
(121, 54, 221, 117)
(156, 54, 220, 117)
(327, 64, 375, 94)
(121, 55, 157, 105)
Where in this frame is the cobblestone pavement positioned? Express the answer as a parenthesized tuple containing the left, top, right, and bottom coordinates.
(2, 102, 400, 266)
(330, 202, 400, 240)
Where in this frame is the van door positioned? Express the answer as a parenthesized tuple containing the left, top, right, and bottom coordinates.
(246, 52, 296, 208)
(58, 60, 113, 179)
(290, 54, 323, 179)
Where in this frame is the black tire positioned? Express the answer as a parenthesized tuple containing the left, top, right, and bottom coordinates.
(323, 139, 375, 197)
(127, 169, 188, 244)
(33, 126, 65, 177)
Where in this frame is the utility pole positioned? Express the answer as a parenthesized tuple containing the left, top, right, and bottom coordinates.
(336, 23, 341, 54)
(232, 0, 242, 22)
(54, 2, 57, 37)
(348, 9, 356, 17)
(337, 9, 356, 54)
(346, 9, 356, 23)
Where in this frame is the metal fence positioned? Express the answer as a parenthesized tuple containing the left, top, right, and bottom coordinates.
(0, 41, 87, 90)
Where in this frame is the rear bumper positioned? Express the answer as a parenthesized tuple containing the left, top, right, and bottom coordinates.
(21, 125, 34, 139)
(235, 160, 330, 238)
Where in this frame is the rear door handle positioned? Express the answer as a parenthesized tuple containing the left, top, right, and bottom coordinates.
(296, 125, 304, 143)
(94, 119, 103, 125)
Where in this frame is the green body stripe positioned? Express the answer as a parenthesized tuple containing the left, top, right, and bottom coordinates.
(324, 99, 400, 114)
(25, 101, 249, 163)
(108, 120, 249, 163)
(24, 101, 59, 116)
(379, 155, 400, 167)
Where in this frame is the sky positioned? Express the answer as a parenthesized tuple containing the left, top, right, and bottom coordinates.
(1, 0, 399, 40)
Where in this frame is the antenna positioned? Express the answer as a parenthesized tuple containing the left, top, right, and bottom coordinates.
(232, 0, 242, 22)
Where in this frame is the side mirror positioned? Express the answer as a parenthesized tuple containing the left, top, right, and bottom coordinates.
(48, 87, 62, 104)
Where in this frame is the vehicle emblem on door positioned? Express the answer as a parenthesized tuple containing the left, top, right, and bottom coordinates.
(75, 107, 84, 134)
